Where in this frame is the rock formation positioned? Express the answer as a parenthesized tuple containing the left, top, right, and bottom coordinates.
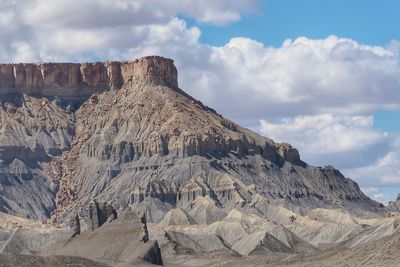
(68, 214, 80, 238)
(0, 56, 385, 223)
(86, 200, 117, 231)
(0, 56, 177, 101)
(44, 209, 164, 266)
(387, 194, 400, 213)
(0, 55, 398, 267)
(140, 213, 149, 243)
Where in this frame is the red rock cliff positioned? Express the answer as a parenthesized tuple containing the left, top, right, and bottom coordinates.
(0, 56, 178, 100)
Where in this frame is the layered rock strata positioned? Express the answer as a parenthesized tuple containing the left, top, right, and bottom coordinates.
(0, 56, 177, 101)
(0, 56, 385, 223)
(86, 200, 117, 231)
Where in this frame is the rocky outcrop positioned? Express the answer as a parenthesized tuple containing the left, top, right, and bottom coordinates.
(130, 180, 178, 205)
(87, 200, 117, 231)
(0, 55, 385, 223)
(0, 56, 177, 101)
(44, 209, 164, 266)
(160, 208, 196, 226)
(68, 214, 80, 238)
(141, 241, 163, 265)
(387, 194, 400, 213)
(140, 213, 149, 243)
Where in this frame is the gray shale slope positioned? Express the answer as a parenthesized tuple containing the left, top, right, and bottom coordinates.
(0, 56, 384, 222)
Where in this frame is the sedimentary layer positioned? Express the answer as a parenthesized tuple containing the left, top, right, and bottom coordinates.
(0, 56, 385, 222)
(0, 56, 178, 100)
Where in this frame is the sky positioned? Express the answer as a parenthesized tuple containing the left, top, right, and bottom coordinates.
(1, 0, 399, 204)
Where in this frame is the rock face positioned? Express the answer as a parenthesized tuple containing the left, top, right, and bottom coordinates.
(68, 214, 80, 238)
(0, 56, 177, 101)
(0, 56, 176, 220)
(0, 55, 385, 223)
(387, 194, 400, 212)
(87, 200, 117, 231)
(44, 209, 164, 266)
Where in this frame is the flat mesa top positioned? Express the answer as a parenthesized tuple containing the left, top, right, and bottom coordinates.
(0, 56, 178, 97)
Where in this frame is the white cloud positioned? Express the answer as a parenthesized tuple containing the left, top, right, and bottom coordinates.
(258, 114, 391, 169)
(4, 1, 400, 123)
(260, 114, 382, 153)
(23, 0, 258, 28)
(2, 2, 400, 120)
(179, 36, 400, 124)
(11, 41, 39, 62)
(0, 0, 255, 62)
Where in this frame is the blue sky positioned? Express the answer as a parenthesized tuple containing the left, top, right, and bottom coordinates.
(1, 0, 399, 204)
(198, 1, 400, 122)
(374, 110, 400, 132)
(199, 0, 400, 47)
(195, 0, 400, 137)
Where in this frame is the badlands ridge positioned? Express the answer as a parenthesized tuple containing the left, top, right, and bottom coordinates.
(0, 56, 398, 266)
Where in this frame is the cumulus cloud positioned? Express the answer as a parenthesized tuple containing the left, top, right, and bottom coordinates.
(24, 0, 257, 27)
(258, 114, 391, 168)
(0, 0, 256, 62)
(2, 1, 399, 121)
(1, 1, 209, 62)
(179, 36, 400, 124)
(260, 114, 383, 153)
(4, 1, 400, 124)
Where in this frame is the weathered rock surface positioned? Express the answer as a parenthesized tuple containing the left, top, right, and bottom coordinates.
(68, 214, 80, 238)
(387, 194, 400, 213)
(145, 205, 400, 266)
(86, 200, 117, 231)
(160, 208, 196, 226)
(0, 212, 69, 256)
(2, 206, 400, 267)
(0, 254, 109, 267)
(0, 205, 162, 266)
(0, 56, 177, 101)
(0, 93, 74, 220)
(0, 55, 385, 222)
(45, 209, 163, 266)
(1, 55, 397, 266)
(0, 228, 68, 255)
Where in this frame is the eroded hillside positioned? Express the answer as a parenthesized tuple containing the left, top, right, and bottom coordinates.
(0, 56, 384, 223)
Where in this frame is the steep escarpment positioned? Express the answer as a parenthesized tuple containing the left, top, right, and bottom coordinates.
(0, 56, 384, 223)
(0, 56, 177, 101)
(0, 56, 177, 220)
